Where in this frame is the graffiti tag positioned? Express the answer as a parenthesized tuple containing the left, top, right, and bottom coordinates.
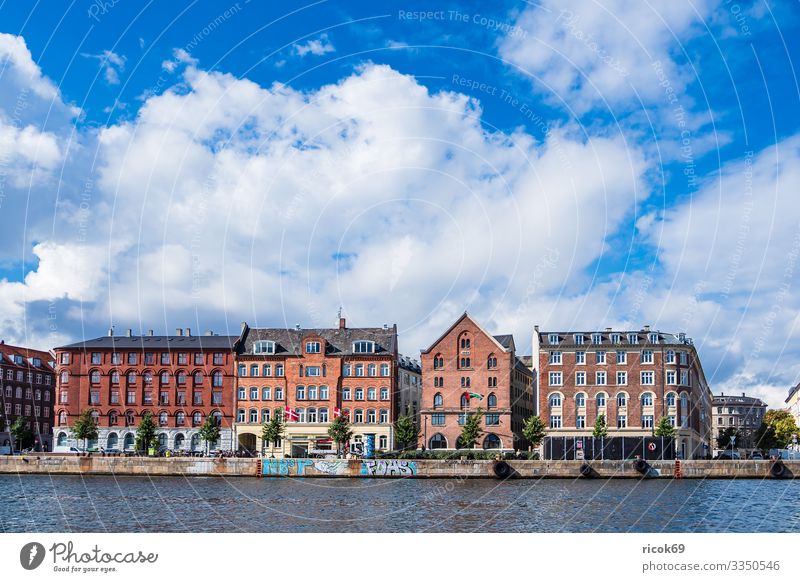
(360, 460, 417, 476)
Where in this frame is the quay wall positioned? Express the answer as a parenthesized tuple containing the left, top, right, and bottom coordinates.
(0, 456, 798, 479)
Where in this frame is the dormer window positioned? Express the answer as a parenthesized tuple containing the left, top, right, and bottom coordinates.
(648, 333, 659, 343)
(305, 341, 321, 354)
(591, 333, 603, 345)
(548, 334, 559, 345)
(611, 333, 622, 344)
(13, 355, 23, 365)
(628, 333, 639, 344)
(574, 334, 584, 345)
(353, 341, 375, 354)
(32, 357, 41, 367)
(254, 341, 275, 355)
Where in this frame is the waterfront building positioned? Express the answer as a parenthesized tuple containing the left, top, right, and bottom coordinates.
(0, 341, 55, 451)
(52, 328, 238, 453)
(711, 392, 766, 452)
(233, 318, 398, 457)
(397, 355, 422, 424)
(534, 326, 713, 459)
(786, 383, 800, 431)
(419, 313, 535, 451)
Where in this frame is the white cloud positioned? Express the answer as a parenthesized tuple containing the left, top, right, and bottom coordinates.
(81, 49, 126, 85)
(292, 33, 335, 57)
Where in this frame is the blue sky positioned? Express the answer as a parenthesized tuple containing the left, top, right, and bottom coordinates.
(1, 0, 799, 406)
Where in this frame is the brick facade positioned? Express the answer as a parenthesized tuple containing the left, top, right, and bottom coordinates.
(419, 313, 534, 451)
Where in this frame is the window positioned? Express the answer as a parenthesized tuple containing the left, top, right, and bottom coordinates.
(548, 372, 562, 386)
(127, 353, 137, 365)
(237, 409, 245, 422)
(679, 351, 688, 365)
(550, 415, 562, 429)
(641, 371, 655, 385)
(595, 351, 606, 364)
(487, 393, 497, 408)
(304, 366, 321, 378)
(90, 370, 101, 384)
(254, 341, 275, 355)
(616, 350, 627, 364)
(548, 334, 559, 345)
(160, 353, 170, 365)
(617, 415, 627, 428)
(296, 386, 305, 400)
(91, 352, 102, 364)
(212, 371, 223, 387)
(459, 335, 471, 349)
(460, 377, 470, 388)
(681, 370, 689, 385)
(367, 409, 376, 424)
(177, 412, 185, 426)
(665, 349, 675, 364)
(592, 333, 602, 345)
(431, 414, 445, 426)
(574, 334, 585, 345)
(642, 415, 654, 429)
(381, 363, 390, 376)
(487, 355, 497, 369)
(616, 371, 627, 385)
(275, 387, 283, 400)
(249, 409, 258, 423)
(60, 353, 70, 365)
(485, 414, 500, 425)
(127, 371, 137, 385)
(549, 393, 562, 407)
(642, 393, 654, 406)
(367, 364, 376, 377)
(355, 364, 364, 377)
(60, 371, 69, 384)
(641, 350, 653, 364)
(160, 391, 169, 405)
(89, 390, 100, 405)
(649, 333, 659, 343)
(320, 385, 329, 400)
(627, 333, 638, 344)
(549, 351, 562, 364)
(126, 390, 135, 404)
(433, 355, 444, 369)
(145, 353, 155, 365)
(576, 393, 586, 407)
(460, 393, 470, 408)
(576, 415, 586, 429)
(250, 364, 259, 377)
(353, 341, 375, 353)
(379, 387, 388, 400)
(143, 372, 153, 385)
(575, 371, 586, 386)
(379, 435, 388, 449)
(617, 393, 627, 407)
(355, 388, 364, 401)
(666, 370, 677, 385)
(343, 388, 351, 400)
(459, 357, 471, 369)
(263, 364, 272, 377)
(596, 371, 607, 385)
(194, 353, 203, 365)
(575, 351, 585, 365)
(354, 409, 364, 423)
(193, 391, 202, 405)
(178, 353, 188, 365)
(213, 353, 224, 365)
(177, 372, 186, 385)
(306, 341, 321, 354)
(160, 371, 169, 385)
(307, 385, 317, 399)
(596, 393, 606, 408)
(433, 393, 443, 408)
(249, 387, 258, 400)
(193, 372, 203, 385)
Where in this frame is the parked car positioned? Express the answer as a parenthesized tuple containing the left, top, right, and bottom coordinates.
(715, 451, 741, 460)
(68, 447, 85, 454)
(750, 451, 764, 460)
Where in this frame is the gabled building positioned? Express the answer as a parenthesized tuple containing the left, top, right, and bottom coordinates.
(0, 341, 56, 451)
(233, 317, 398, 457)
(712, 392, 766, 452)
(534, 325, 713, 459)
(419, 313, 535, 451)
(52, 328, 238, 453)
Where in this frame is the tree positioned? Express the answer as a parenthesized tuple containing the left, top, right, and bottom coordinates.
(327, 414, 353, 457)
(592, 413, 608, 438)
(654, 416, 676, 438)
(71, 409, 98, 451)
(261, 413, 284, 458)
(135, 411, 158, 454)
(198, 415, 221, 455)
(716, 427, 740, 449)
(753, 410, 797, 451)
(522, 415, 547, 450)
(394, 407, 418, 450)
(10, 417, 33, 451)
(458, 408, 484, 449)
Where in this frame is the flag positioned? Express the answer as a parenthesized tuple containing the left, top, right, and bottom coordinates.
(284, 407, 299, 421)
(467, 392, 483, 401)
(334, 407, 348, 418)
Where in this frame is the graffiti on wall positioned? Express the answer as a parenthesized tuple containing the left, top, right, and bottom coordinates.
(360, 460, 417, 476)
(313, 460, 350, 475)
(263, 459, 313, 476)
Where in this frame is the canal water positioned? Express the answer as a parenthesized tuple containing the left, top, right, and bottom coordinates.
(2, 475, 798, 532)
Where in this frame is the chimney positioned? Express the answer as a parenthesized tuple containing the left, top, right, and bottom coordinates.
(205, 330, 213, 336)
(534, 325, 539, 332)
(339, 317, 346, 330)
(176, 328, 183, 336)
(108, 327, 114, 337)
(147, 330, 154, 336)
(126, 329, 132, 337)
(605, 327, 612, 332)
(295, 323, 301, 331)
(383, 323, 389, 330)
(240, 321, 247, 331)
(742, 392, 745, 397)
(643, 325, 651, 332)
(185, 328, 191, 337)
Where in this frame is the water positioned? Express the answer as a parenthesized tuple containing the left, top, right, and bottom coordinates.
(2, 475, 799, 532)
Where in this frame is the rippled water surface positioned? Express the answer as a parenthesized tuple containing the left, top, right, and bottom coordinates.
(2, 475, 799, 532)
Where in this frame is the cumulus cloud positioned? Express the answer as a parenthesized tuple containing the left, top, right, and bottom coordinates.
(81, 49, 126, 85)
(292, 33, 335, 57)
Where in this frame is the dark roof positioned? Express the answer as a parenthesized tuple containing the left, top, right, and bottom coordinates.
(493, 334, 515, 350)
(713, 393, 767, 407)
(514, 357, 533, 375)
(398, 354, 421, 373)
(0, 342, 54, 371)
(536, 329, 693, 346)
(57, 335, 238, 351)
(517, 355, 533, 368)
(239, 325, 397, 357)
(787, 383, 800, 403)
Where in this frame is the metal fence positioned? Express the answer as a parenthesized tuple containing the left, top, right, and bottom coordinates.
(543, 436, 676, 461)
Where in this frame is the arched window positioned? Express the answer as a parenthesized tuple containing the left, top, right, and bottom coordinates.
(249, 408, 259, 423)
(193, 412, 202, 425)
(460, 393, 470, 408)
(127, 371, 136, 384)
(433, 393, 443, 408)
(109, 411, 118, 426)
(158, 433, 167, 448)
(90, 410, 100, 423)
(487, 354, 497, 369)
(458, 333, 472, 349)
(487, 393, 497, 408)
(250, 364, 259, 377)
(576, 393, 586, 408)
(429, 433, 447, 449)
(483, 434, 501, 449)
(57, 432, 67, 446)
(641, 393, 654, 406)
(159, 412, 168, 426)
(680, 392, 689, 409)
(160, 371, 169, 385)
(60, 371, 69, 383)
(617, 393, 627, 407)
(174, 434, 185, 449)
(90, 370, 101, 384)
(176, 371, 186, 385)
(549, 393, 562, 407)
(237, 409, 245, 422)
(433, 354, 444, 369)
(307, 408, 317, 423)
(193, 371, 203, 386)
(107, 433, 118, 449)
(111, 371, 120, 384)
(59, 411, 68, 425)
(263, 364, 271, 376)
(190, 434, 200, 451)
(666, 392, 676, 407)
(212, 371, 223, 387)
(124, 433, 135, 450)
(125, 411, 135, 426)
(177, 411, 186, 426)
(596, 393, 606, 408)
(143, 371, 153, 385)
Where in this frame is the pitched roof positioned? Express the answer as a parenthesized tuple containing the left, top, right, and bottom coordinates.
(421, 312, 514, 354)
(57, 335, 238, 351)
(787, 383, 800, 404)
(0, 341, 54, 371)
(239, 324, 397, 357)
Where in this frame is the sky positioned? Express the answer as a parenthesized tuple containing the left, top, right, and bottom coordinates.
(0, 0, 799, 408)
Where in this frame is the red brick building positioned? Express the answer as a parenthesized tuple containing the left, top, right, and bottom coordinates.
(52, 328, 237, 452)
(419, 313, 535, 451)
(0, 341, 55, 451)
(234, 318, 399, 456)
(534, 326, 713, 459)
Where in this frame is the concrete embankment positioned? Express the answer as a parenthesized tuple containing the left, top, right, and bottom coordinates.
(0, 456, 798, 479)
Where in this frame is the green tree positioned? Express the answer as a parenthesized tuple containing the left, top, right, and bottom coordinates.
(522, 415, 547, 450)
(327, 413, 353, 457)
(716, 426, 741, 449)
(70, 409, 98, 451)
(10, 416, 33, 451)
(198, 415, 221, 455)
(394, 407, 418, 450)
(754, 410, 798, 450)
(654, 416, 676, 438)
(260, 413, 284, 458)
(0, 413, 7, 432)
(458, 408, 484, 449)
(135, 411, 158, 454)
(592, 413, 608, 438)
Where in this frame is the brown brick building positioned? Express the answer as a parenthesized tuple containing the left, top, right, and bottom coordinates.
(534, 326, 713, 459)
(234, 318, 398, 456)
(419, 313, 535, 451)
(0, 341, 55, 451)
(52, 328, 237, 452)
